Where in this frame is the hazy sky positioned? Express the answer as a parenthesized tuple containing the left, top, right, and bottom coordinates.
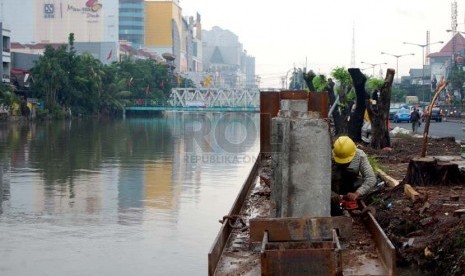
(182, 0, 460, 88)
(2, 0, 461, 88)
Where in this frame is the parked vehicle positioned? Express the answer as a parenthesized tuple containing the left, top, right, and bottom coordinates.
(429, 107, 443, 122)
(389, 108, 400, 120)
(393, 109, 411, 123)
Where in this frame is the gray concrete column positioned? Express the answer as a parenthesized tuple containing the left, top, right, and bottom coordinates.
(271, 100, 331, 217)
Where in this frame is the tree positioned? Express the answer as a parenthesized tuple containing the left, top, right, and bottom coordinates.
(347, 68, 369, 142)
(31, 45, 69, 110)
(448, 65, 465, 100)
(366, 69, 394, 149)
(0, 83, 15, 108)
(30, 33, 179, 118)
(329, 67, 353, 136)
(391, 86, 407, 103)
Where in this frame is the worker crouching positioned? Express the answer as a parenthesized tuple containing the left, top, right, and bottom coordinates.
(331, 136, 376, 216)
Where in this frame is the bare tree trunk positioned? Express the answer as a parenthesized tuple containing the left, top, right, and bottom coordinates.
(347, 68, 368, 142)
(421, 78, 448, 157)
(366, 69, 395, 149)
(326, 79, 348, 136)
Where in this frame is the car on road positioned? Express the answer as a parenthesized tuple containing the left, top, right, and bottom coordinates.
(393, 109, 411, 123)
(423, 107, 443, 122)
(389, 108, 400, 120)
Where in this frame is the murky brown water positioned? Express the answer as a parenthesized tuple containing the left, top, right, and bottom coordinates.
(0, 112, 259, 276)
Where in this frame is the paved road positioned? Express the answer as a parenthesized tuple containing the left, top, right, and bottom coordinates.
(391, 118, 465, 142)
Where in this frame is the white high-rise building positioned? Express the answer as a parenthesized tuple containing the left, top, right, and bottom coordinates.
(3, 0, 118, 43)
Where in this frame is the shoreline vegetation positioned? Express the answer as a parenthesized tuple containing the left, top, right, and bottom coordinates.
(0, 34, 194, 122)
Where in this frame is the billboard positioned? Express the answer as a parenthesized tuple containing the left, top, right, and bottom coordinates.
(35, 0, 105, 43)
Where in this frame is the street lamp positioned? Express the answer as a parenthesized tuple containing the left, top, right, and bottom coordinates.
(380, 52, 415, 83)
(360, 61, 387, 77)
(403, 40, 444, 102)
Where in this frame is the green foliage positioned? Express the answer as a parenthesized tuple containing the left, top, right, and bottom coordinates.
(331, 67, 352, 88)
(346, 88, 356, 101)
(35, 108, 49, 120)
(448, 65, 465, 93)
(50, 106, 65, 119)
(367, 77, 384, 90)
(391, 86, 407, 102)
(30, 35, 177, 118)
(0, 83, 15, 107)
(312, 74, 328, 92)
(367, 154, 381, 172)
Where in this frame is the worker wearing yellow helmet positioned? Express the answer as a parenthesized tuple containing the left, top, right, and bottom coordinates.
(331, 136, 376, 215)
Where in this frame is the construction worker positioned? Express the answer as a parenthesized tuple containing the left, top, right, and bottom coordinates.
(331, 136, 376, 215)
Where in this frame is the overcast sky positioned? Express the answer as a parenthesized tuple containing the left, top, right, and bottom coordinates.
(2, 0, 462, 88)
(182, 0, 461, 88)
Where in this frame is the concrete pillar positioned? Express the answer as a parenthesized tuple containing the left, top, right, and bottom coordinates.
(271, 100, 331, 217)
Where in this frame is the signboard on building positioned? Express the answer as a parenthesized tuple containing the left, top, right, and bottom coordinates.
(36, 0, 104, 43)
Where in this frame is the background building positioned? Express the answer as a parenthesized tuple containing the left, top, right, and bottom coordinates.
(429, 33, 465, 81)
(119, 0, 144, 48)
(2, 0, 253, 90)
(144, 0, 183, 71)
(34, 0, 118, 44)
(1, 22, 11, 83)
(202, 26, 255, 89)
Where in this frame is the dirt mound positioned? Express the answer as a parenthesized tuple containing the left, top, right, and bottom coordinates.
(362, 136, 465, 275)
(361, 136, 460, 180)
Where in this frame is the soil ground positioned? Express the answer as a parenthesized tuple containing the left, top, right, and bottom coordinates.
(214, 133, 465, 275)
(360, 135, 465, 275)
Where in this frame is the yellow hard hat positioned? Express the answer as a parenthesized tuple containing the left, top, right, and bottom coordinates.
(333, 136, 356, 164)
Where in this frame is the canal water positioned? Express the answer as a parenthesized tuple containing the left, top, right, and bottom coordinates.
(0, 112, 260, 276)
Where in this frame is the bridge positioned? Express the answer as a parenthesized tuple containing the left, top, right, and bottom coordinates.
(124, 88, 260, 113)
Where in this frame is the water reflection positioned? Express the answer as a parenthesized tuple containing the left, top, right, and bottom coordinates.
(0, 112, 259, 275)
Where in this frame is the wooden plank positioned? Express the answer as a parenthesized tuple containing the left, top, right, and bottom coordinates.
(404, 184, 421, 202)
(376, 168, 399, 187)
(249, 216, 352, 242)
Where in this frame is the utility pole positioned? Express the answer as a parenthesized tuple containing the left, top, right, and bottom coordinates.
(380, 52, 415, 83)
(404, 39, 444, 102)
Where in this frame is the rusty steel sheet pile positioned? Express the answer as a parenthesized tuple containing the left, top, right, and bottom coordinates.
(260, 230, 342, 276)
(252, 217, 351, 276)
(208, 91, 396, 275)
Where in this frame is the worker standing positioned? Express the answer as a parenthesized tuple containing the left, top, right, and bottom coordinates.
(331, 136, 376, 216)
